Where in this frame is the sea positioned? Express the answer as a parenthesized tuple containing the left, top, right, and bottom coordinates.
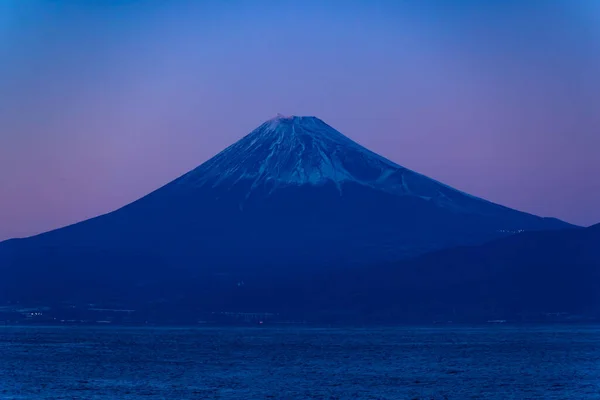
(0, 325, 598, 399)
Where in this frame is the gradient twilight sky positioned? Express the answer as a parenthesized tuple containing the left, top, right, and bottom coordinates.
(1, 0, 599, 240)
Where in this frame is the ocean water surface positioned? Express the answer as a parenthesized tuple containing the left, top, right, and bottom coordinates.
(0, 325, 599, 399)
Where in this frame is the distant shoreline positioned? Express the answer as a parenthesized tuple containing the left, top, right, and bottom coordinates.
(2, 321, 599, 330)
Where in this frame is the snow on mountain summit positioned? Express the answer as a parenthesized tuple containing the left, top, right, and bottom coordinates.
(176, 115, 403, 189)
(173, 115, 499, 211)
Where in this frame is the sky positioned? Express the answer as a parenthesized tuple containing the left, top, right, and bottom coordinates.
(1, 0, 599, 240)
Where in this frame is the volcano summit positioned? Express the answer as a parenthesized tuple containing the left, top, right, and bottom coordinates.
(0, 115, 573, 304)
(176, 115, 486, 205)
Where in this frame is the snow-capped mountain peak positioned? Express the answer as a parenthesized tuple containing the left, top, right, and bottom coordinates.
(171, 115, 498, 212)
(175, 115, 404, 190)
(0, 116, 575, 308)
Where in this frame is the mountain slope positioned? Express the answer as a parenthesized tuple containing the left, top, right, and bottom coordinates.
(0, 115, 575, 305)
(304, 223, 600, 321)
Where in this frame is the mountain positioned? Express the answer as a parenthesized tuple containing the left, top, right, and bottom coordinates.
(297, 223, 600, 322)
(0, 115, 574, 305)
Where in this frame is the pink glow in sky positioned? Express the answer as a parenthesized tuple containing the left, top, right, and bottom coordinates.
(1, 0, 599, 240)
